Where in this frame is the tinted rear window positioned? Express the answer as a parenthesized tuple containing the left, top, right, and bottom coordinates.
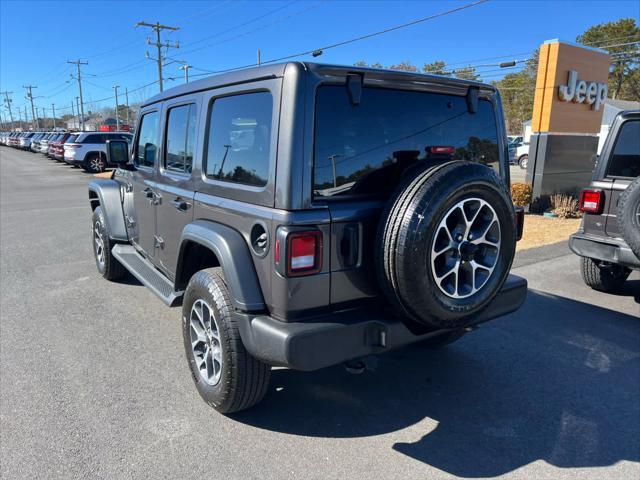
(313, 86, 500, 198)
(65, 135, 78, 143)
(607, 119, 639, 178)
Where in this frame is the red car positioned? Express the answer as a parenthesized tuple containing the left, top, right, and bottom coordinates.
(48, 133, 73, 161)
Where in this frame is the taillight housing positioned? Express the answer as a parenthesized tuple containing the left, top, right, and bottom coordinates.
(275, 228, 323, 277)
(514, 206, 524, 241)
(579, 189, 603, 214)
(429, 145, 455, 155)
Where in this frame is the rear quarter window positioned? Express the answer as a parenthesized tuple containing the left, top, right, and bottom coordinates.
(606, 119, 639, 178)
(204, 91, 272, 187)
(313, 86, 500, 198)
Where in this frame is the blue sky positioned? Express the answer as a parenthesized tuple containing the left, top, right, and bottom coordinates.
(1, 0, 638, 118)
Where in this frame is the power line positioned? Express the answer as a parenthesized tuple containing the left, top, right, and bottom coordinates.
(190, 0, 491, 77)
(136, 21, 180, 92)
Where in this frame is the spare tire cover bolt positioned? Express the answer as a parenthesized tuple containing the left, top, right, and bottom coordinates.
(456, 234, 463, 242)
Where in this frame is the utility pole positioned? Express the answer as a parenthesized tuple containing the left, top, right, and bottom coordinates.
(24, 106, 28, 131)
(125, 87, 130, 126)
(1, 91, 14, 128)
(75, 97, 81, 131)
(112, 85, 120, 130)
(179, 64, 191, 83)
(257, 49, 261, 66)
(18, 107, 23, 131)
(67, 59, 88, 131)
(23, 85, 38, 130)
(52, 103, 56, 129)
(136, 21, 179, 92)
(41, 107, 46, 129)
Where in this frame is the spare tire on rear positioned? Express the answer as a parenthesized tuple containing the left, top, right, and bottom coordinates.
(616, 176, 640, 259)
(376, 161, 516, 331)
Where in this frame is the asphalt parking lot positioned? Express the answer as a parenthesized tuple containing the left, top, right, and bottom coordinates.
(1, 147, 638, 480)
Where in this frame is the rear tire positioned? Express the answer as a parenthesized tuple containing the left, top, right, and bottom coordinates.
(85, 153, 106, 173)
(376, 161, 516, 331)
(182, 268, 271, 414)
(580, 257, 630, 293)
(617, 176, 640, 259)
(519, 155, 528, 170)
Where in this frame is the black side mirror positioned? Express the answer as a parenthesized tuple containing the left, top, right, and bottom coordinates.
(106, 139, 130, 166)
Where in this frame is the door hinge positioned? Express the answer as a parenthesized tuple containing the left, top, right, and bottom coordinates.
(154, 235, 165, 249)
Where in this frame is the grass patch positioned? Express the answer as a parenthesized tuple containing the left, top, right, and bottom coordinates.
(517, 215, 581, 252)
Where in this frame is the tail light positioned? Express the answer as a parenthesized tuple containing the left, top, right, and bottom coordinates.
(66, 144, 81, 149)
(579, 189, 603, 214)
(275, 228, 323, 277)
(429, 146, 456, 155)
(514, 206, 524, 241)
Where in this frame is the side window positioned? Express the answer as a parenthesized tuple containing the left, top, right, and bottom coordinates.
(204, 92, 272, 187)
(135, 111, 159, 168)
(164, 104, 197, 174)
(607, 120, 639, 178)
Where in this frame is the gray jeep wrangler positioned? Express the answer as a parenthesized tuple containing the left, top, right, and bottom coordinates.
(570, 110, 640, 291)
(89, 63, 527, 413)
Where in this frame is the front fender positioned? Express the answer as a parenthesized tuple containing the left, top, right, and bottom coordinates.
(178, 220, 266, 312)
(88, 179, 128, 241)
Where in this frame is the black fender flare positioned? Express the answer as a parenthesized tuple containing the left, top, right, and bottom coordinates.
(177, 220, 266, 312)
(88, 179, 128, 241)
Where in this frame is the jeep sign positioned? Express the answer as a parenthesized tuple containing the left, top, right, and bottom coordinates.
(558, 70, 608, 111)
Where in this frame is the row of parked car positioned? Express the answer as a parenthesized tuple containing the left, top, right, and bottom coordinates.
(0, 130, 133, 173)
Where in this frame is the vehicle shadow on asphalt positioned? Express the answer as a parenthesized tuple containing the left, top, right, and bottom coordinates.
(234, 289, 640, 477)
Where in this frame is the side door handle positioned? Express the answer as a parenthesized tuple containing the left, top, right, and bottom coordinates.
(171, 197, 190, 212)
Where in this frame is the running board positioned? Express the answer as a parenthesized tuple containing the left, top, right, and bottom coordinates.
(112, 244, 183, 306)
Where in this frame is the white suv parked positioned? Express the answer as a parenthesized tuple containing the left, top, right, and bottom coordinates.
(64, 132, 133, 172)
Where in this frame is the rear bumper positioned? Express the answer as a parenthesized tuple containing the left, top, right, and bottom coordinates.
(236, 274, 527, 371)
(569, 232, 640, 269)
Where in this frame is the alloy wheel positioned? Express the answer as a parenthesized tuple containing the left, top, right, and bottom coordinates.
(430, 197, 501, 299)
(189, 299, 223, 386)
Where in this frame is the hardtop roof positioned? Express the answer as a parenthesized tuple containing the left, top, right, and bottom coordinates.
(142, 61, 496, 107)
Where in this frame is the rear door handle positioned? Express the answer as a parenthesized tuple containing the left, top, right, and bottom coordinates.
(171, 198, 190, 211)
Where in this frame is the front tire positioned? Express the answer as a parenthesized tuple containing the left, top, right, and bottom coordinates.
(92, 206, 126, 281)
(580, 257, 630, 293)
(182, 268, 271, 414)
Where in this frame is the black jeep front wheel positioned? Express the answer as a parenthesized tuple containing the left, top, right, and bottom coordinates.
(182, 268, 271, 414)
(580, 257, 630, 293)
(92, 206, 126, 281)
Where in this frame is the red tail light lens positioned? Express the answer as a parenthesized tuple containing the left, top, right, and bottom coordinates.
(287, 231, 322, 276)
(579, 189, 603, 214)
(429, 146, 455, 155)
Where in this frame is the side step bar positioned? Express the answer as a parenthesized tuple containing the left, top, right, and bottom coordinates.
(112, 244, 183, 306)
